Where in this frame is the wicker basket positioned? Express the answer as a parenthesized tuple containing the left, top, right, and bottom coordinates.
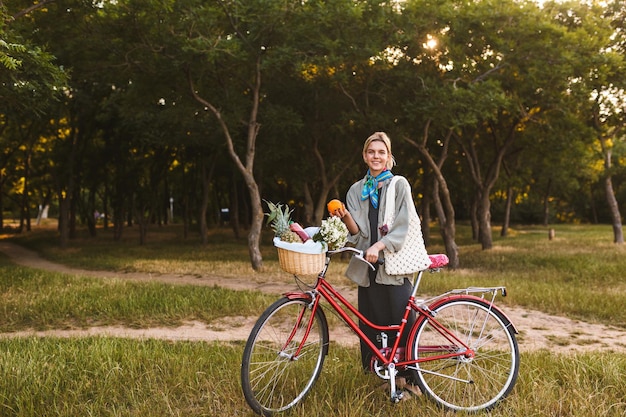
(277, 247, 326, 275)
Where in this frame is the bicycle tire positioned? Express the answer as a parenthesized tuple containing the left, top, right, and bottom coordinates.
(406, 296, 519, 412)
(241, 296, 329, 416)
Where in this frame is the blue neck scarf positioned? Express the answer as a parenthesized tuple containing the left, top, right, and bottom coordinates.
(361, 169, 393, 209)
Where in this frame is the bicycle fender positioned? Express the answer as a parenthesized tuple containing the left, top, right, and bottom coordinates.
(284, 291, 313, 302)
(429, 294, 519, 334)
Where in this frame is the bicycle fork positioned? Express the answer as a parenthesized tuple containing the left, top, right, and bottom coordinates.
(279, 293, 321, 360)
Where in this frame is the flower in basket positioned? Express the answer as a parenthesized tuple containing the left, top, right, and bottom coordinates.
(313, 216, 348, 251)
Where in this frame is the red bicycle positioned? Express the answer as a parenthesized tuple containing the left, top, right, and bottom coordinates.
(241, 247, 519, 415)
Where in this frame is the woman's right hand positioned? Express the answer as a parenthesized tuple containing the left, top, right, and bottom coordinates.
(327, 199, 345, 217)
(364, 241, 385, 264)
(334, 206, 347, 219)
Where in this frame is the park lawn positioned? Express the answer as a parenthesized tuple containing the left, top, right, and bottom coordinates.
(1, 223, 626, 416)
(0, 337, 624, 417)
(7, 223, 626, 327)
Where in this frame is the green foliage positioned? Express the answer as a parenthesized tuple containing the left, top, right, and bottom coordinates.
(0, 36, 67, 115)
(0, 39, 25, 70)
(1, 0, 626, 254)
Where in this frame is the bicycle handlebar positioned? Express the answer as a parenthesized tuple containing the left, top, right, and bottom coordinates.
(327, 246, 379, 271)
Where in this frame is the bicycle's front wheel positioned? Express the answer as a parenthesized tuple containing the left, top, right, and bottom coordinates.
(241, 296, 329, 416)
(407, 296, 519, 412)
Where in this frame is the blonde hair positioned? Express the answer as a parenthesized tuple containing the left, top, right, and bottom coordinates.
(363, 131, 396, 170)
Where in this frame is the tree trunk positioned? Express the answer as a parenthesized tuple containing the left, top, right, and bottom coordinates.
(470, 197, 479, 242)
(112, 196, 125, 241)
(589, 185, 598, 224)
(86, 187, 97, 237)
(58, 193, 70, 248)
(477, 190, 493, 249)
(594, 101, 623, 244)
(501, 186, 514, 237)
(189, 56, 264, 270)
(452, 122, 516, 250)
(69, 188, 78, 239)
(55, 124, 79, 247)
(598, 138, 624, 244)
(245, 180, 264, 269)
(303, 182, 314, 226)
(199, 164, 210, 245)
(136, 206, 148, 245)
(432, 179, 459, 268)
(19, 149, 31, 233)
(542, 178, 552, 227)
(605, 175, 624, 244)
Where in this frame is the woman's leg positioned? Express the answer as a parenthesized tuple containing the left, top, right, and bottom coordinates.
(358, 277, 414, 369)
(358, 282, 387, 370)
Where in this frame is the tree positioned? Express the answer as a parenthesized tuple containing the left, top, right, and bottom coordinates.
(178, 0, 292, 270)
(178, 0, 401, 267)
(405, 124, 460, 268)
(0, 1, 66, 115)
(1, 0, 67, 230)
(401, 0, 611, 249)
(4, 0, 625, 259)
(264, 0, 401, 225)
(586, 0, 626, 243)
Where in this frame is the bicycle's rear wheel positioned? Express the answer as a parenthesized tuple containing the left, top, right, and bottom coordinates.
(407, 296, 519, 412)
(241, 296, 329, 416)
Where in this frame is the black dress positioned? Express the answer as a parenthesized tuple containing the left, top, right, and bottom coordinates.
(357, 199, 415, 370)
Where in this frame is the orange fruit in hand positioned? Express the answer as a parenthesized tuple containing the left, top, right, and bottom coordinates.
(327, 199, 344, 216)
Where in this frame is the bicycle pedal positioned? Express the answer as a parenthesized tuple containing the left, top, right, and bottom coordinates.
(390, 390, 404, 403)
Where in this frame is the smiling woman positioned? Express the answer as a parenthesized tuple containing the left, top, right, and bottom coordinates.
(328, 131, 429, 370)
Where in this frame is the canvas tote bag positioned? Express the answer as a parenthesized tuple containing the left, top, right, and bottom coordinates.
(383, 176, 431, 275)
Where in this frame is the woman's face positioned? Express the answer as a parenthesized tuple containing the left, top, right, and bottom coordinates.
(363, 140, 389, 176)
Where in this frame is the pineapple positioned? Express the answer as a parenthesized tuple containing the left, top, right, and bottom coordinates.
(264, 200, 302, 243)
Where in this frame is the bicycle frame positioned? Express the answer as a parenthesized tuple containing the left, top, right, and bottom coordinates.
(283, 253, 516, 375)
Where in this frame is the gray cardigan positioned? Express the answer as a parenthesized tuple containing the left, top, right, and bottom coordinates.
(344, 175, 413, 286)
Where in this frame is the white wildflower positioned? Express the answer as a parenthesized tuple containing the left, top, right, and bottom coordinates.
(314, 216, 348, 251)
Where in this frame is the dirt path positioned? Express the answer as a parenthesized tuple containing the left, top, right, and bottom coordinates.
(1, 240, 625, 353)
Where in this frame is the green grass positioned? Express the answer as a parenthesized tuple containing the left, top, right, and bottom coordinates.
(6, 225, 350, 287)
(0, 261, 276, 333)
(5, 223, 626, 326)
(2, 223, 626, 416)
(0, 338, 624, 417)
(0, 338, 245, 416)
(416, 224, 626, 327)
